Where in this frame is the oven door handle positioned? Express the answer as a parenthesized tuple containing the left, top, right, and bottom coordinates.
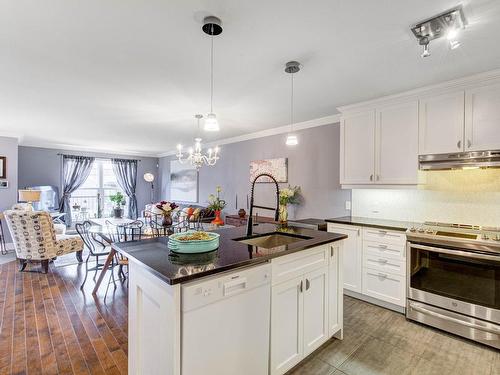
(409, 302, 500, 335)
(410, 243, 500, 262)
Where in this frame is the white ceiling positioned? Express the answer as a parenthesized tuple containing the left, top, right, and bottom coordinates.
(1, 0, 500, 156)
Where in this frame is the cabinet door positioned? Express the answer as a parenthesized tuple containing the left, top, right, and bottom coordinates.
(465, 83, 500, 151)
(341, 110, 376, 184)
(303, 267, 329, 356)
(270, 277, 303, 375)
(419, 91, 465, 154)
(327, 225, 362, 293)
(375, 101, 419, 184)
(328, 244, 343, 338)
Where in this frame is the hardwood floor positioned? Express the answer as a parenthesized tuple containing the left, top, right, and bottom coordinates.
(1, 257, 499, 375)
(0, 260, 128, 375)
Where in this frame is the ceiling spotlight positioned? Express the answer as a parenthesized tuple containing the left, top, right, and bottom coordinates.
(449, 40, 461, 50)
(411, 6, 466, 58)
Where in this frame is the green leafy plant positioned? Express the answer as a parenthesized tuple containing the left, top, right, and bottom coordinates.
(109, 192, 126, 208)
(207, 186, 227, 211)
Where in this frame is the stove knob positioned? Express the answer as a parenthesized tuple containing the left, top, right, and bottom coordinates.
(425, 229, 434, 234)
(494, 235, 500, 242)
(409, 227, 416, 232)
(417, 228, 425, 233)
(481, 233, 490, 240)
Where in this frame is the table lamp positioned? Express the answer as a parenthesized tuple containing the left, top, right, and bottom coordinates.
(18, 189, 41, 211)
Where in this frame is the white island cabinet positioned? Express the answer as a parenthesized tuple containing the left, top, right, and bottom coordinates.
(127, 241, 344, 375)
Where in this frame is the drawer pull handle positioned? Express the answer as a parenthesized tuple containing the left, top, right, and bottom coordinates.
(377, 273, 388, 279)
(306, 279, 310, 291)
(378, 245, 388, 249)
(378, 259, 388, 264)
(378, 230, 388, 235)
(299, 280, 303, 293)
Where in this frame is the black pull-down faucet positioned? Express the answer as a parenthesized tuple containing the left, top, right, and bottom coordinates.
(246, 173, 280, 236)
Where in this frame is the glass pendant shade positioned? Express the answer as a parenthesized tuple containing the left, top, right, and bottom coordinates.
(204, 113, 220, 131)
(285, 134, 298, 146)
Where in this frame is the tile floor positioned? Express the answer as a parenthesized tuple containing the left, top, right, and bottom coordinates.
(288, 296, 500, 375)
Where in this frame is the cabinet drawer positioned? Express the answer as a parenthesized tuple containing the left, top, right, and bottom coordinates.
(363, 241, 406, 259)
(362, 228, 406, 245)
(271, 246, 328, 286)
(362, 268, 405, 307)
(363, 253, 405, 276)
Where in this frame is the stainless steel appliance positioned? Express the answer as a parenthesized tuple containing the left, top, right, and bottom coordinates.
(406, 222, 500, 349)
(419, 150, 500, 170)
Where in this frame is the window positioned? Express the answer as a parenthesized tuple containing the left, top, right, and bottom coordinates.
(70, 159, 127, 221)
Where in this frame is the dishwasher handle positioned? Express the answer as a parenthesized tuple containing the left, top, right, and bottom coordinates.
(223, 277, 248, 296)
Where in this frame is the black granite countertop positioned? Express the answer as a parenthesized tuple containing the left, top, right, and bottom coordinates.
(325, 216, 417, 232)
(113, 223, 347, 285)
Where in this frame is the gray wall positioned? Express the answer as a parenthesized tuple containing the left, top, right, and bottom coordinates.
(0, 137, 19, 242)
(159, 123, 351, 220)
(18, 146, 160, 215)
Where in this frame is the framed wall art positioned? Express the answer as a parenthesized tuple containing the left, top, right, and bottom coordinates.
(249, 158, 288, 183)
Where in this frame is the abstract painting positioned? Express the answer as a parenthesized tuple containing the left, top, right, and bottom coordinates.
(170, 160, 198, 202)
(250, 158, 288, 183)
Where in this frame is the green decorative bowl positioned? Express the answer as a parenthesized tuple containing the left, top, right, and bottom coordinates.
(168, 231, 220, 254)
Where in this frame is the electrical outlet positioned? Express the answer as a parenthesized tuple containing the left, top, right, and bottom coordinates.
(345, 200, 351, 211)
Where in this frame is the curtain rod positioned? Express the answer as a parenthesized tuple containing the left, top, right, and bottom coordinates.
(57, 153, 141, 162)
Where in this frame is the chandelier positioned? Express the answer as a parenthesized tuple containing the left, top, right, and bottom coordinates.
(176, 115, 220, 170)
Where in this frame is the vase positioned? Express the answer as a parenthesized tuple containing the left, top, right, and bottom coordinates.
(279, 204, 288, 224)
(211, 210, 224, 226)
(162, 215, 173, 227)
(113, 207, 123, 219)
(238, 208, 246, 218)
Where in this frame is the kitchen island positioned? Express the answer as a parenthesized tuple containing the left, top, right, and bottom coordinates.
(115, 223, 346, 375)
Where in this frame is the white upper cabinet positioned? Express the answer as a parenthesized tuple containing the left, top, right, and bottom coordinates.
(418, 91, 465, 155)
(465, 83, 500, 151)
(341, 110, 376, 184)
(375, 101, 419, 184)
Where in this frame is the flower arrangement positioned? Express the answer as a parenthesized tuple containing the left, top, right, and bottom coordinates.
(278, 185, 301, 223)
(155, 201, 179, 217)
(207, 186, 227, 211)
(207, 186, 226, 226)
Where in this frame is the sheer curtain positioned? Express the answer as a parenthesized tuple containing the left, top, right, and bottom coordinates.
(112, 158, 138, 219)
(59, 155, 95, 226)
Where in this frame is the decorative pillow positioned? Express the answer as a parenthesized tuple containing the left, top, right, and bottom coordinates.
(192, 208, 201, 219)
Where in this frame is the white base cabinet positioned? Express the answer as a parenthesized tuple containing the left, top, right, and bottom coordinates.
(270, 243, 344, 375)
(327, 223, 406, 311)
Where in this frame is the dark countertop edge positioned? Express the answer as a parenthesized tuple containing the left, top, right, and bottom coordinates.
(324, 216, 412, 232)
(114, 233, 347, 286)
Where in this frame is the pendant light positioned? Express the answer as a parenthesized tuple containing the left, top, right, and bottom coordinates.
(285, 61, 300, 146)
(202, 16, 223, 132)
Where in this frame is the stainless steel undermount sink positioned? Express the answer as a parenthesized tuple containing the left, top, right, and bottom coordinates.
(234, 232, 313, 249)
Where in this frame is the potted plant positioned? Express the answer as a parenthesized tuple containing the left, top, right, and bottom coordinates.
(110, 192, 126, 218)
(207, 186, 227, 226)
(278, 186, 301, 225)
(154, 201, 179, 227)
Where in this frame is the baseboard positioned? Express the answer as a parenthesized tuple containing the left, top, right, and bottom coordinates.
(344, 290, 406, 314)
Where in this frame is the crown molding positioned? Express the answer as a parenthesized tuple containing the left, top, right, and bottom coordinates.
(157, 113, 341, 157)
(337, 68, 500, 113)
(19, 140, 159, 158)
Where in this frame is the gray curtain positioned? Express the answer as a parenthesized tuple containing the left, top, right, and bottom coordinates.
(112, 158, 138, 219)
(59, 155, 95, 227)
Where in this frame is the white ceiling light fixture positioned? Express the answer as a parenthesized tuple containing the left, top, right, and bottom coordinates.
(176, 114, 220, 170)
(411, 6, 467, 58)
(284, 61, 301, 146)
(202, 16, 223, 132)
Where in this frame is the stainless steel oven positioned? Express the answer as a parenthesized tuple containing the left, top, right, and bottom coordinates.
(406, 223, 500, 349)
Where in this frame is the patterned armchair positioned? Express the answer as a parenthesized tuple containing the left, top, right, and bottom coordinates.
(3, 210, 84, 273)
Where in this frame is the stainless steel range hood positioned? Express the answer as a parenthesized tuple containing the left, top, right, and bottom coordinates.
(419, 150, 500, 170)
